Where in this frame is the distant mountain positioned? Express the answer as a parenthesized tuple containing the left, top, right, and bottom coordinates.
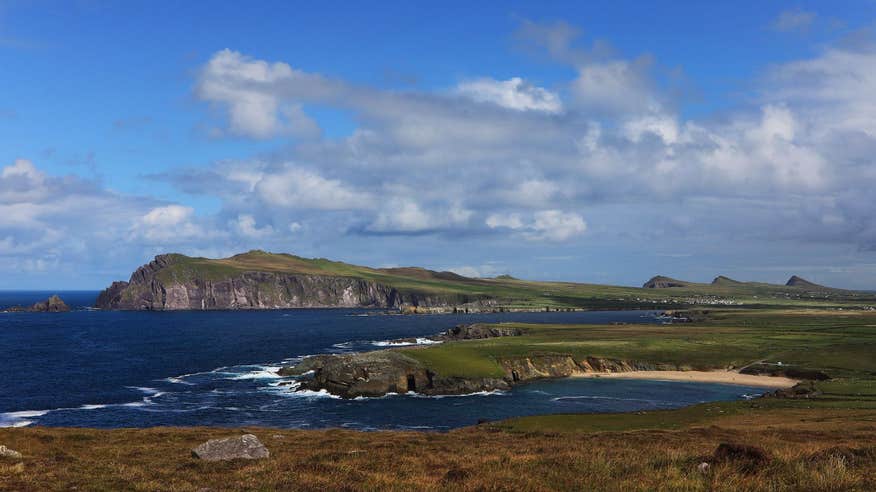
(785, 275, 834, 290)
(642, 276, 690, 288)
(711, 275, 742, 285)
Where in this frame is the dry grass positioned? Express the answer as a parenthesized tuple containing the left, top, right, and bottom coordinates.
(1, 408, 874, 491)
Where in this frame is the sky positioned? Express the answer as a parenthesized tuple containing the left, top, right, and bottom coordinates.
(2, 1, 876, 290)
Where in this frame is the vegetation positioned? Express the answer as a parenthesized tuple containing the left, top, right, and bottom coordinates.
(151, 250, 876, 310)
(403, 309, 876, 381)
(3, 306, 876, 489)
(1, 408, 874, 490)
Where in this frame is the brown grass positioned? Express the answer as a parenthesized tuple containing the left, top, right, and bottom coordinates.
(1, 408, 874, 491)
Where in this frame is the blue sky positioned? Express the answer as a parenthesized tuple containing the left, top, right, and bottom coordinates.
(2, 1, 876, 289)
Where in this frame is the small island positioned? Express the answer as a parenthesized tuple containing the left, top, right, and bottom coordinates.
(4, 295, 70, 313)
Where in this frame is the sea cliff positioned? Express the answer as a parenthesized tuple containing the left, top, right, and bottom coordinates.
(95, 254, 481, 310)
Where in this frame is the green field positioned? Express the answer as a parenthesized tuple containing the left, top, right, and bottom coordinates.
(402, 310, 876, 381)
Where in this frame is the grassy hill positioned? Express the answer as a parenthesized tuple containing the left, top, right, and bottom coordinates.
(142, 250, 876, 310)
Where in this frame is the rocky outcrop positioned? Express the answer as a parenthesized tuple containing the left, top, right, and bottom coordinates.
(279, 351, 509, 398)
(5, 295, 70, 313)
(642, 276, 690, 288)
(435, 323, 526, 341)
(279, 348, 672, 398)
(191, 434, 269, 461)
(95, 255, 481, 311)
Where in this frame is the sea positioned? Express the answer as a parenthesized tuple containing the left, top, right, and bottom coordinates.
(0, 291, 765, 430)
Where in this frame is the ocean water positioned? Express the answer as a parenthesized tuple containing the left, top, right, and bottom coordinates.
(0, 291, 764, 430)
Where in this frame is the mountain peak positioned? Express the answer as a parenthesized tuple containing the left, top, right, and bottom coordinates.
(712, 275, 741, 285)
(642, 275, 689, 288)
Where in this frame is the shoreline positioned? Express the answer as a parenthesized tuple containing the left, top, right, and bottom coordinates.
(572, 370, 798, 388)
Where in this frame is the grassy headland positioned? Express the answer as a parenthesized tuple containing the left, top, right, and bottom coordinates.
(107, 250, 876, 312)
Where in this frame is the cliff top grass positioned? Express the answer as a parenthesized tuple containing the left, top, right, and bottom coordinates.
(147, 250, 876, 309)
(403, 309, 876, 392)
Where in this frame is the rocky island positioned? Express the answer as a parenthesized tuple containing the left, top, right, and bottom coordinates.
(4, 294, 70, 313)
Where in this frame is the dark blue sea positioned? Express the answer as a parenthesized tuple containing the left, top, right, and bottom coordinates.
(0, 291, 764, 430)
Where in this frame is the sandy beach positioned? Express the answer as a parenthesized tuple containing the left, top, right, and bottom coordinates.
(573, 370, 798, 388)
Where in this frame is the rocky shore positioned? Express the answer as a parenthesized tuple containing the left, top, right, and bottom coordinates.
(277, 323, 683, 398)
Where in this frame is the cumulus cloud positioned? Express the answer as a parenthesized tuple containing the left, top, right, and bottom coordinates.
(486, 210, 587, 242)
(255, 166, 370, 210)
(149, 25, 875, 257)
(196, 49, 323, 139)
(7, 19, 876, 288)
(456, 77, 562, 113)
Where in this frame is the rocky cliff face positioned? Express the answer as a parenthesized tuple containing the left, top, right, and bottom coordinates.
(278, 319, 680, 398)
(95, 255, 478, 311)
(280, 350, 676, 398)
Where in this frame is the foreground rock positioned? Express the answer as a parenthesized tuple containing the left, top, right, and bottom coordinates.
(0, 445, 23, 459)
(5, 295, 70, 313)
(191, 434, 269, 461)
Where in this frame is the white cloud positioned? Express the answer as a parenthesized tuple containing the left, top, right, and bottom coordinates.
(486, 210, 587, 242)
(170, 34, 876, 252)
(132, 205, 207, 243)
(457, 77, 562, 113)
(369, 200, 472, 233)
(231, 214, 275, 238)
(255, 166, 370, 210)
(196, 49, 321, 139)
(571, 59, 662, 115)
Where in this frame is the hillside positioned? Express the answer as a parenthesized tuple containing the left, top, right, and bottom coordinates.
(95, 251, 875, 311)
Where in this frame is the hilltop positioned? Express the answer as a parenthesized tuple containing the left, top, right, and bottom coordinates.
(94, 251, 875, 311)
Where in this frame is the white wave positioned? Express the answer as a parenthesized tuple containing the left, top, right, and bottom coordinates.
(126, 386, 163, 396)
(352, 392, 400, 401)
(372, 337, 442, 347)
(225, 366, 282, 380)
(409, 390, 506, 399)
(551, 395, 657, 403)
(78, 404, 108, 410)
(263, 381, 341, 399)
(0, 410, 51, 428)
(163, 377, 195, 385)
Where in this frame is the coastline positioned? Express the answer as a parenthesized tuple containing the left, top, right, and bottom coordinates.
(572, 370, 798, 388)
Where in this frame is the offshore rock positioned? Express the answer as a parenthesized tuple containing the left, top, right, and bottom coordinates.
(5, 295, 70, 313)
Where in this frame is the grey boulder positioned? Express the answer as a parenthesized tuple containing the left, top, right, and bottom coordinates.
(191, 434, 269, 461)
(0, 445, 22, 459)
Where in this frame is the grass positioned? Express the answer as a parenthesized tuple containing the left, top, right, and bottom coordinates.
(4, 308, 876, 489)
(1, 410, 874, 491)
(403, 310, 876, 384)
